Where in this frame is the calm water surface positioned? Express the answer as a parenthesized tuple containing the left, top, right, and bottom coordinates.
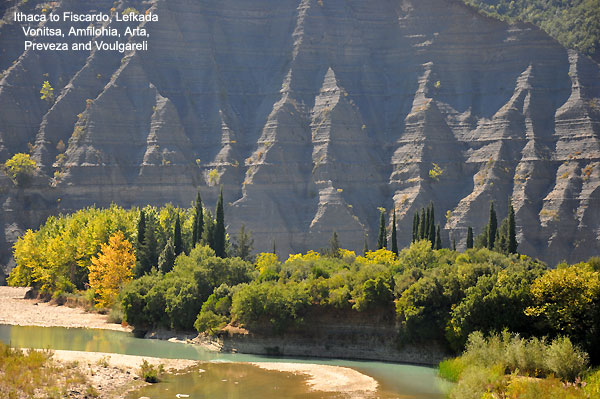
(0, 324, 449, 398)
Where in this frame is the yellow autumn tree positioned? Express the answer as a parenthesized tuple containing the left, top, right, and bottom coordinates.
(89, 231, 135, 308)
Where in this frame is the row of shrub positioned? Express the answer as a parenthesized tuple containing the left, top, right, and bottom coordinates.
(8, 205, 600, 369)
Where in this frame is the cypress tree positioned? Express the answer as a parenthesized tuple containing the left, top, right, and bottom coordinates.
(158, 238, 176, 274)
(487, 201, 497, 250)
(466, 226, 474, 249)
(391, 211, 398, 255)
(435, 224, 442, 249)
(213, 187, 226, 258)
(173, 214, 183, 255)
(203, 210, 215, 249)
(412, 213, 418, 242)
(137, 213, 158, 276)
(428, 203, 436, 247)
(363, 235, 369, 255)
(192, 190, 204, 247)
(272, 239, 277, 257)
(425, 206, 431, 240)
(134, 210, 146, 278)
(508, 201, 517, 254)
(452, 238, 456, 251)
(232, 224, 254, 261)
(377, 209, 387, 250)
(136, 210, 146, 251)
(329, 231, 341, 258)
(419, 208, 426, 239)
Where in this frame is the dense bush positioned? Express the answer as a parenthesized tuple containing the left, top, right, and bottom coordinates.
(231, 281, 311, 334)
(442, 331, 592, 399)
(122, 245, 253, 330)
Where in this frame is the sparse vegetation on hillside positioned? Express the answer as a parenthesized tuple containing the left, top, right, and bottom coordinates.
(3, 153, 37, 186)
(462, 0, 600, 61)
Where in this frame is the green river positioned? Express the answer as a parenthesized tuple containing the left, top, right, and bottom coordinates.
(0, 324, 450, 398)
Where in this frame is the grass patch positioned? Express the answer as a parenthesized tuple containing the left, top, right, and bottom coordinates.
(438, 357, 466, 382)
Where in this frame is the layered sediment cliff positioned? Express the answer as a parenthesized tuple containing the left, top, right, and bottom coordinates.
(1, 0, 599, 277)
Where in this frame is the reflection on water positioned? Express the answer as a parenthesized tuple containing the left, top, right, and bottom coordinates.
(130, 363, 352, 399)
(0, 324, 449, 398)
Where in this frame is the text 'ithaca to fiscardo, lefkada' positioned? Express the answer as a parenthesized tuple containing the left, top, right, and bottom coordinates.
(14, 9, 157, 53)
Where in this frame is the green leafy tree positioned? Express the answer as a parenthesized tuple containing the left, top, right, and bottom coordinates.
(526, 265, 600, 361)
(4, 153, 37, 186)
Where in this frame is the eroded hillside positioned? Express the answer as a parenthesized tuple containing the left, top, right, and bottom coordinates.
(1, 0, 599, 277)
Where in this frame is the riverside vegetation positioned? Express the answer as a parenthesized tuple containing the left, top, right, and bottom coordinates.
(6, 192, 600, 398)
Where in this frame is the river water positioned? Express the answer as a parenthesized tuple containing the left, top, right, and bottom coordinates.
(0, 324, 449, 398)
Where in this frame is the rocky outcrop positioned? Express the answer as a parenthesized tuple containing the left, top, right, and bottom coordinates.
(1, 0, 599, 277)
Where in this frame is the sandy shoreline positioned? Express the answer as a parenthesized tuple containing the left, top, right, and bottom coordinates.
(52, 350, 198, 398)
(0, 286, 130, 331)
(251, 362, 378, 393)
(0, 286, 382, 396)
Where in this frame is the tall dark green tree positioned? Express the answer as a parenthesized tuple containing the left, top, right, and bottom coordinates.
(134, 210, 146, 277)
(158, 238, 176, 274)
(377, 209, 387, 250)
(136, 212, 158, 277)
(466, 226, 474, 249)
(428, 203, 436, 246)
(425, 206, 431, 240)
(213, 187, 226, 258)
(391, 211, 398, 255)
(136, 210, 146, 255)
(363, 235, 369, 255)
(192, 190, 204, 247)
(435, 224, 442, 249)
(487, 201, 497, 250)
(419, 208, 426, 239)
(329, 231, 341, 258)
(495, 218, 509, 254)
(232, 224, 254, 261)
(412, 213, 419, 242)
(452, 238, 456, 251)
(508, 201, 517, 254)
(202, 210, 215, 249)
(173, 214, 183, 255)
